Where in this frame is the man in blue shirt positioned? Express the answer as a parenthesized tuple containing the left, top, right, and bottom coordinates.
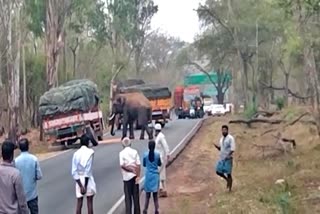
(15, 138, 43, 214)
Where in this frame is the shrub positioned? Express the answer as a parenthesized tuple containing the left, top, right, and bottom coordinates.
(275, 97, 285, 110)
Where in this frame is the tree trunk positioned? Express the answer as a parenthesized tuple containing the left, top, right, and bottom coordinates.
(0, 49, 3, 88)
(72, 49, 77, 78)
(45, 0, 64, 89)
(7, 3, 21, 144)
(63, 39, 67, 81)
(284, 72, 289, 107)
(22, 44, 27, 112)
(304, 46, 320, 134)
(216, 90, 225, 104)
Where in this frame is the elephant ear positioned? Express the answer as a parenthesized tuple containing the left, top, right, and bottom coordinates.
(116, 96, 126, 107)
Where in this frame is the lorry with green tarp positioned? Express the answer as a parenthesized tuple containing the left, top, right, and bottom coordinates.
(39, 79, 104, 148)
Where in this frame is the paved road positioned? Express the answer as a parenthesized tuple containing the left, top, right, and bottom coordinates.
(38, 119, 201, 214)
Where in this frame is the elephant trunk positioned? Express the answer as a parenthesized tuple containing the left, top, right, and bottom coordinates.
(108, 113, 116, 136)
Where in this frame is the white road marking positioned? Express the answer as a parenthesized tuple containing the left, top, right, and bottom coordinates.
(106, 119, 202, 214)
(38, 150, 71, 162)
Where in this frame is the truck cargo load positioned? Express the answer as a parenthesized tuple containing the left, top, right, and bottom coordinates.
(39, 79, 99, 117)
(119, 84, 171, 99)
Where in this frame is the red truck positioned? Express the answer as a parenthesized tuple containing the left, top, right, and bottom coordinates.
(174, 85, 204, 119)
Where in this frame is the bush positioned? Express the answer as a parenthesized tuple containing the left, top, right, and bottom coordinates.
(275, 97, 285, 110)
(244, 102, 257, 119)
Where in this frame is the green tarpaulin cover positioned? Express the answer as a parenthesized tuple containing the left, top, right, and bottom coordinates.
(119, 84, 171, 99)
(39, 79, 100, 116)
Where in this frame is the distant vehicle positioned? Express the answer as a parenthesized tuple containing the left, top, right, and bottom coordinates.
(203, 98, 213, 115)
(211, 104, 227, 116)
(175, 86, 204, 119)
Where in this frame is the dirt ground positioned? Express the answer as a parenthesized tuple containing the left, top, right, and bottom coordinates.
(143, 107, 320, 214)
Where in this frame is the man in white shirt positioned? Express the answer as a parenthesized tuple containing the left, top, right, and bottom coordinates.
(72, 134, 96, 214)
(119, 137, 141, 214)
(154, 123, 170, 197)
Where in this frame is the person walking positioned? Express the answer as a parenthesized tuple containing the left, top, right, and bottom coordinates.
(154, 123, 170, 197)
(143, 140, 161, 214)
(0, 140, 28, 214)
(15, 138, 43, 214)
(72, 134, 96, 214)
(214, 125, 236, 192)
(119, 137, 141, 214)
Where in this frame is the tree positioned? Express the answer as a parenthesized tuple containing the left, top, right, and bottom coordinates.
(142, 32, 185, 73)
(131, 0, 158, 75)
(0, 0, 22, 143)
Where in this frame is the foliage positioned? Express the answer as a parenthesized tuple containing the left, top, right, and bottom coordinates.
(25, 52, 46, 103)
(275, 97, 285, 110)
(244, 101, 258, 119)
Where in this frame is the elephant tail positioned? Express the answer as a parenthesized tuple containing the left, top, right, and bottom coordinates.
(147, 107, 152, 123)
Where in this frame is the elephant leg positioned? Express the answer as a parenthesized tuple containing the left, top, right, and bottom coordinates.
(146, 125, 153, 140)
(129, 120, 135, 140)
(139, 126, 145, 140)
(122, 116, 129, 140)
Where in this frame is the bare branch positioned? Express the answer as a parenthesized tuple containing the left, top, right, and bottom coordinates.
(259, 81, 313, 99)
(196, 5, 235, 41)
(188, 61, 218, 89)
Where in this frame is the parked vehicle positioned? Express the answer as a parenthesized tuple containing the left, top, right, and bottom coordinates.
(203, 97, 213, 115)
(211, 104, 227, 116)
(39, 79, 104, 148)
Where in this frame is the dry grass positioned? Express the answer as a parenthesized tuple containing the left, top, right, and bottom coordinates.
(158, 108, 320, 214)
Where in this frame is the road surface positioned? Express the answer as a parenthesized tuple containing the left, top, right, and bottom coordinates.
(38, 119, 201, 214)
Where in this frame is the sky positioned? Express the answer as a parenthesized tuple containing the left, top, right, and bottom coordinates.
(151, 0, 203, 43)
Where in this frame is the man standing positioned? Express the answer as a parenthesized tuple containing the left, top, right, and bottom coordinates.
(154, 123, 170, 197)
(214, 125, 236, 192)
(15, 138, 43, 214)
(0, 140, 28, 214)
(72, 134, 96, 214)
(119, 137, 141, 214)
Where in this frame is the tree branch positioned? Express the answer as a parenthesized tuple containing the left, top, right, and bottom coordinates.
(196, 5, 235, 41)
(188, 61, 218, 89)
(259, 81, 313, 99)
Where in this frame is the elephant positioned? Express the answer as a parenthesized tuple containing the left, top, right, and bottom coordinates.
(108, 92, 153, 140)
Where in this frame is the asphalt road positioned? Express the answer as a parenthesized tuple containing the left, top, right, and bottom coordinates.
(38, 119, 201, 214)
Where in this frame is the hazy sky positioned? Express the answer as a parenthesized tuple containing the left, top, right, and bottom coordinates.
(151, 0, 203, 43)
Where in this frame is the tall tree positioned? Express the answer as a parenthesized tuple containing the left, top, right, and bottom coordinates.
(0, 0, 22, 143)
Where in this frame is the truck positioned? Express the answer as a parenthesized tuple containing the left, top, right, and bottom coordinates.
(174, 85, 204, 119)
(39, 79, 104, 148)
(118, 84, 172, 128)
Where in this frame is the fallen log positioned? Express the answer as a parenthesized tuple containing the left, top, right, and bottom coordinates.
(253, 111, 277, 118)
(229, 118, 283, 127)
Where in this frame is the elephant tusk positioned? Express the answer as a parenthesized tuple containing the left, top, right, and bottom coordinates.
(108, 113, 115, 121)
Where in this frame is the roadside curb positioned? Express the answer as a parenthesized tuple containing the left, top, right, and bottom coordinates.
(107, 119, 204, 214)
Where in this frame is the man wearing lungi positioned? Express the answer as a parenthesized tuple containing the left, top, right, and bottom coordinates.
(214, 125, 236, 192)
(154, 123, 170, 197)
(72, 134, 96, 214)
